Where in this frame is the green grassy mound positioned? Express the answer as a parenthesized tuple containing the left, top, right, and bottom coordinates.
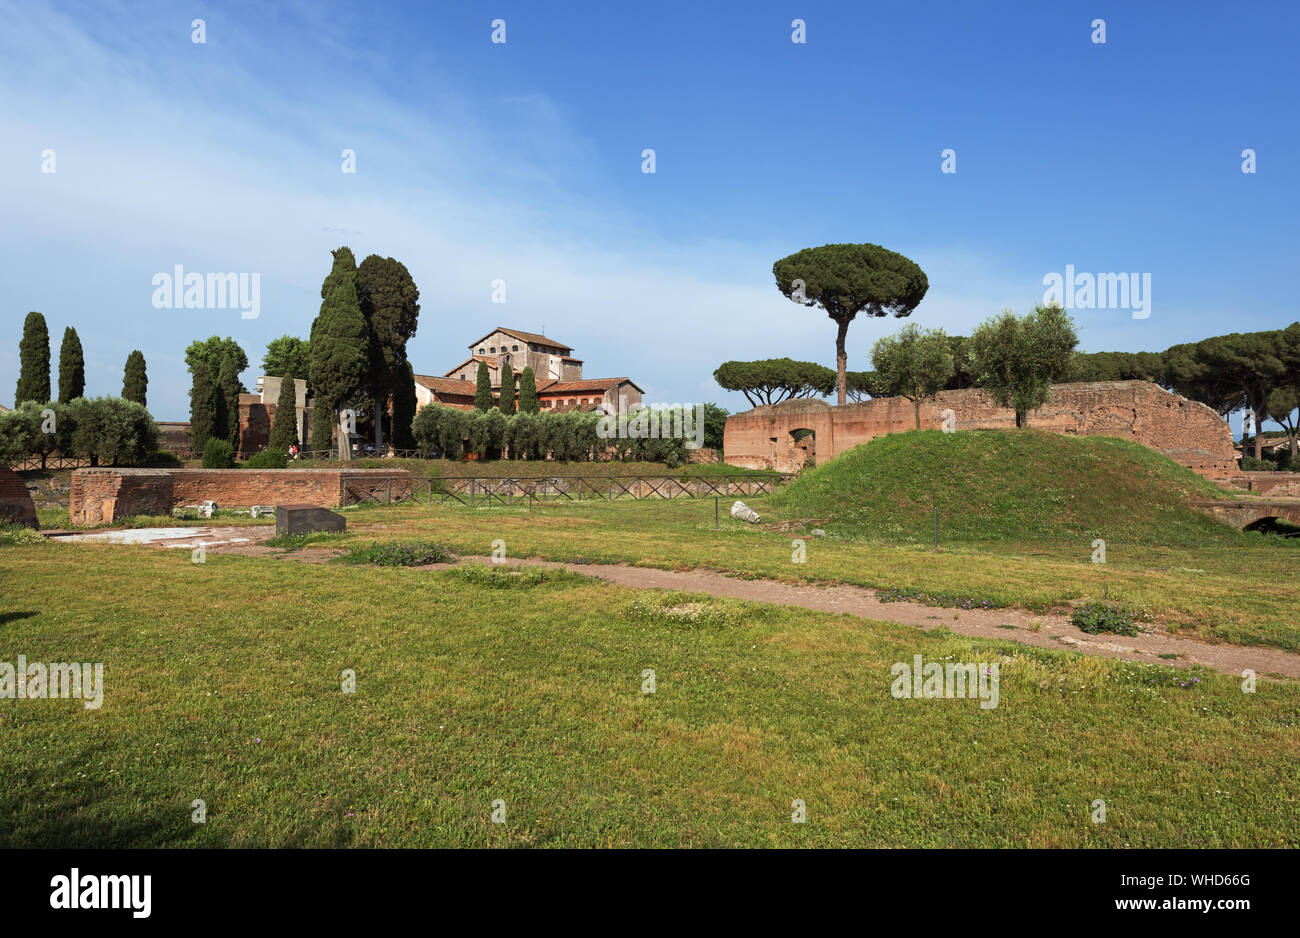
(769, 429, 1237, 545)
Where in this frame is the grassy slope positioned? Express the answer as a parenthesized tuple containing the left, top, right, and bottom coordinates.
(770, 429, 1236, 545)
(1, 543, 1296, 847)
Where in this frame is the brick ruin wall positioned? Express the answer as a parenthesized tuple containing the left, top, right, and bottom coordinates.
(0, 465, 40, 528)
(1222, 472, 1300, 498)
(723, 381, 1240, 478)
(69, 469, 173, 525)
(70, 469, 413, 524)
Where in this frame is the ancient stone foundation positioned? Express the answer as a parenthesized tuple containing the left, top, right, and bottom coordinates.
(0, 465, 40, 529)
(723, 381, 1240, 478)
(69, 468, 412, 525)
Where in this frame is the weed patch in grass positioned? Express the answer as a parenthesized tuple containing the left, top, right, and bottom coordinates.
(340, 540, 457, 566)
(626, 593, 746, 627)
(1071, 601, 1145, 637)
(0, 522, 43, 546)
(438, 564, 590, 589)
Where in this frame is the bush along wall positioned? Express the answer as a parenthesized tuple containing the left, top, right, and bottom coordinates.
(410, 404, 696, 463)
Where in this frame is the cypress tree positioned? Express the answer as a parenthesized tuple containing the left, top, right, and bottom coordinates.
(357, 254, 420, 450)
(189, 361, 216, 454)
(268, 376, 300, 451)
(218, 352, 242, 452)
(390, 359, 418, 450)
(518, 367, 539, 414)
(308, 272, 371, 461)
(16, 311, 51, 405)
(474, 361, 493, 411)
(499, 360, 515, 414)
(122, 350, 147, 407)
(58, 327, 85, 402)
(310, 397, 335, 455)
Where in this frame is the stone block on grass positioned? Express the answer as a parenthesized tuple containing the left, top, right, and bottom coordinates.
(275, 503, 345, 537)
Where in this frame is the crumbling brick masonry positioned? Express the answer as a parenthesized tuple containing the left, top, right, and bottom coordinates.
(722, 381, 1240, 478)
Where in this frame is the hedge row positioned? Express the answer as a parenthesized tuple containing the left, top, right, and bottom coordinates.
(410, 405, 693, 463)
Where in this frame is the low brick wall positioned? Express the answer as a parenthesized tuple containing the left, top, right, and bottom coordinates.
(0, 465, 39, 529)
(69, 469, 173, 525)
(69, 468, 413, 523)
(1219, 471, 1300, 497)
(168, 469, 411, 508)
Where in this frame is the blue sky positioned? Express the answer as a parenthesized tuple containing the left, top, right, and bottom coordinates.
(1, 0, 1296, 427)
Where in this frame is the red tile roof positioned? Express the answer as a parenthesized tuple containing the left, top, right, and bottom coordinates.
(413, 374, 478, 397)
(537, 377, 642, 394)
(467, 327, 572, 353)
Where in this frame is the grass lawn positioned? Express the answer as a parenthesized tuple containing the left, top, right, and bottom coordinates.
(317, 495, 1300, 652)
(1, 542, 1296, 847)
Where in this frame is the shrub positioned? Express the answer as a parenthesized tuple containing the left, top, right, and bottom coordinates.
(245, 449, 288, 469)
(1071, 601, 1142, 636)
(1240, 456, 1275, 472)
(0, 521, 43, 546)
(144, 450, 184, 468)
(343, 540, 456, 566)
(202, 438, 236, 468)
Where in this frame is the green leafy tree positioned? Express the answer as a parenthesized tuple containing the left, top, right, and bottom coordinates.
(474, 361, 493, 411)
(0, 401, 62, 468)
(772, 243, 929, 406)
(1162, 341, 1243, 419)
(970, 304, 1079, 427)
(308, 268, 371, 461)
(499, 360, 515, 415)
(268, 376, 300, 451)
(122, 350, 148, 407)
(357, 255, 420, 449)
(871, 324, 955, 429)
(945, 336, 977, 390)
(16, 311, 51, 405)
(1264, 386, 1299, 461)
(58, 327, 85, 402)
(69, 397, 159, 467)
(701, 402, 729, 451)
(185, 336, 248, 391)
(390, 359, 418, 450)
(217, 352, 242, 451)
(262, 336, 311, 381)
(1167, 328, 1296, 459)
(517, 367, 539, 414)
(845, 370, 882, 403)
(188, 360, 217, 454)
(713, 358, 836, 407)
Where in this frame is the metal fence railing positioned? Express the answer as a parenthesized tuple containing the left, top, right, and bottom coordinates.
(343, 473, 792, 507)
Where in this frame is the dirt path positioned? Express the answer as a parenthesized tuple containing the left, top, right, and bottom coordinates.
(53, 525, 1300, 680)
(454, 556, 1300, 680)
